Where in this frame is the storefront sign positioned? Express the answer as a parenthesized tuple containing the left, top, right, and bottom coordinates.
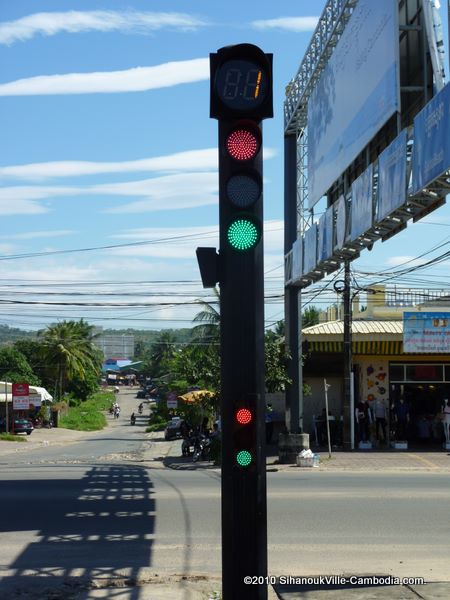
(404, 312, 450, 352)
(12, 382, 30, 410)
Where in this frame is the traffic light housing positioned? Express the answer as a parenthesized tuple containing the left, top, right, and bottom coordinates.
(210, 43, 272, 600)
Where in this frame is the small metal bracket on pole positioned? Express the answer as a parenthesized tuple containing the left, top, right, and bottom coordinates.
(324, 379, 332, 459)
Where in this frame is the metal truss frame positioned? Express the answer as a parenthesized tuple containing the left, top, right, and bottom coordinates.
(284, 0, 450, 289)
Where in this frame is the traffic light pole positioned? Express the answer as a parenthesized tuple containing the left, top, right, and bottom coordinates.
(219, 122, 267, 600)
(206, 44, 272, 599)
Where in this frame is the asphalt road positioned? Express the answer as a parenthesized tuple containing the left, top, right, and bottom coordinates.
(0, 390, 449, 598)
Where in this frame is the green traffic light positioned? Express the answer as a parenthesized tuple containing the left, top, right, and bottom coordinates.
(227, 218, 260, 251)
(236, 450, 252, 467)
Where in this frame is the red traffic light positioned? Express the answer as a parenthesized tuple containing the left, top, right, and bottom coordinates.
(226, 127, 260, 161)
(236, 408, 253, 425)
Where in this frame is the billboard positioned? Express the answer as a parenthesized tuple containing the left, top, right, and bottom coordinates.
(307, 0, 400, 208)
(318, 205, 333, 263)
(303, 224, 317, 274)
(377, 129, 408, 221)
(403, 312, 450, 353)
(334, 195, 347, 251)
(350, 165, 373, 242)
(411, 81, 450, 195)
(291, 238, 303, 280)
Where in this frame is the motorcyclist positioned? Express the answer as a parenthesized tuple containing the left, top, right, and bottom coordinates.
(130, 412, 136, 425)
(138, 403, 143, 414)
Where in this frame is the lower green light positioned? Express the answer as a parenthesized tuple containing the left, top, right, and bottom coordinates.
(236, 450, 252, 467)
(227, 218, 259, 251)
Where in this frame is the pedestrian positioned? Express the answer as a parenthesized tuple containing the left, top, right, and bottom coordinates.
(355, 400, 371, 443)
(265, 403, 274, 444)
(393, 397, 409, 441)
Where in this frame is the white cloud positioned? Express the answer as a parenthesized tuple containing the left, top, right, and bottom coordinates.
(0, 10, 208, 45)
(0, 58, 209, 96)
(110, 225, 219, 258)
(251, 16, 319, 32)
(102, 173, 218, 213)
(0, 148, 277, 181)
(0, 149, 218, 180)
(2, 230, 75, 240)
(264, 220, 284, 253)
(385, 256, 427, 267)
(0, 172, 218, 213)
(0, 198, 49, 215)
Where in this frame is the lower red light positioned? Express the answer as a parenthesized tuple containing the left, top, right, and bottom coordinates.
(236, 408, 252, 425)
(226, 129, 259, 161)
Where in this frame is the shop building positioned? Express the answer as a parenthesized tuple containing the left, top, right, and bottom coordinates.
(302, 286, 450, 449)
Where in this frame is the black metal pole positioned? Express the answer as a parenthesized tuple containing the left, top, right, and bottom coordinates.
(343, 260, 352, 450)
(284, 133, 301, 433)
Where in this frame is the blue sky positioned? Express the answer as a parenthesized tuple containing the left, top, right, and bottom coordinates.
(0, 1, 450, 332)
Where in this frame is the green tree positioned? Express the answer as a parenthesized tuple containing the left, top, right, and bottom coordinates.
(0, 347, 40, 385)
(191, 287, 220, 343)
(13, 339, 46, 381)
(168, 344, 220, 393)
(38, 319, 102, 400)
(149, 331, 178, 377)
(264, 329, 291, 393)
(302, 306, 320, 329)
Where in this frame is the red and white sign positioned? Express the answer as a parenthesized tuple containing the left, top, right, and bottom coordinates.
(12, 382, 30, 410)
(166, 392, 178, 409)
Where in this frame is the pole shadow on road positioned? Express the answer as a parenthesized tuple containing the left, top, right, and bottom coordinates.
(0, 463, 155, 598)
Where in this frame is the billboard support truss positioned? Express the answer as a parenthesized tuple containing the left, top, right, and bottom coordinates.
(285, 0, 448, 289)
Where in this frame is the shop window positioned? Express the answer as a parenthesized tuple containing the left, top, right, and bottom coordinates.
(389, 364, 404, 381)
(405, 364, 443, 381)
(445, 365, 450, 381)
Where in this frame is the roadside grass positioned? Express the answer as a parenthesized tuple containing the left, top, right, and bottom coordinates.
(59, 391, 114, 431)
(0, 432, 27, 442)
(146, 423, 165, 433)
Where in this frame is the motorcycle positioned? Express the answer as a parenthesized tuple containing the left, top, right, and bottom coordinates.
(192, 433, 211, 462)
(130, 413, 136, 426)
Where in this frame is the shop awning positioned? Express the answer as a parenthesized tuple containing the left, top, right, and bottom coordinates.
(303, 320, 403, 354)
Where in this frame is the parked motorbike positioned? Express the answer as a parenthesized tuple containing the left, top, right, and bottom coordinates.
(192, 433, 211, 462)
(181, 431, 195, 456)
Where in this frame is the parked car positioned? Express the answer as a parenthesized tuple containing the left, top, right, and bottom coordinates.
(164, 417, 183, 440)
(0, 418, 34, 435)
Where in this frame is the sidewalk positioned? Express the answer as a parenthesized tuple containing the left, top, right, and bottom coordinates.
(269, 448, 450, 472)
(158, 435, 450, 473)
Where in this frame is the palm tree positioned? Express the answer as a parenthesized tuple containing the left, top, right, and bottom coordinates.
(191, 287, 220, 343)
(150, 331, 177, 376)
(38, 320, 102, 400)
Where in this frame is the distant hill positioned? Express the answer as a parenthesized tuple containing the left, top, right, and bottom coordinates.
(0, 325, 37, 346)
(101, 327, 193, 344)
(0, 323, 194, 348)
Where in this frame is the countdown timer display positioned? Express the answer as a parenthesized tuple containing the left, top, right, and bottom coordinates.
(215, 59, 267, 110)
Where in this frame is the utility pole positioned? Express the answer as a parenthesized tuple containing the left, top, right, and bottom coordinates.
(343, 260, 352, 450)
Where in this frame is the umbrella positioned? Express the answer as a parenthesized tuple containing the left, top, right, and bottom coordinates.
(178, 390, 215, 404)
